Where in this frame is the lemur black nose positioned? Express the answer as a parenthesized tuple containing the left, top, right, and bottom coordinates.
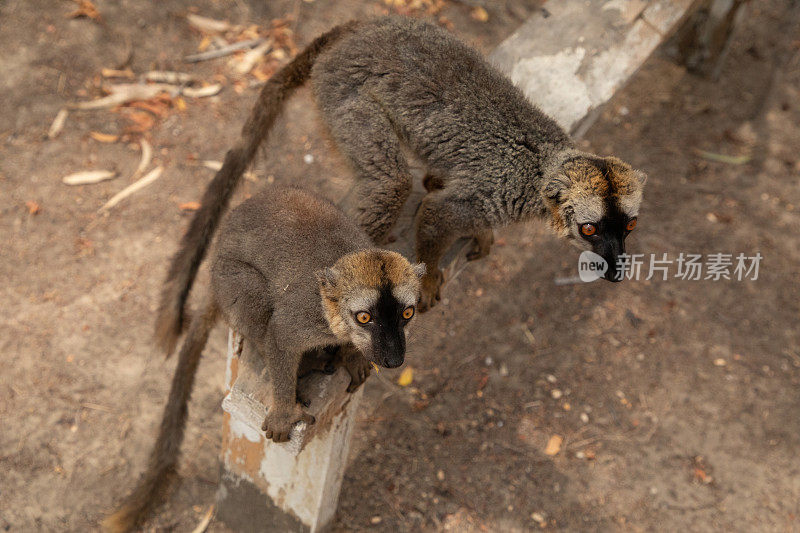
(382, 352, 405, 368)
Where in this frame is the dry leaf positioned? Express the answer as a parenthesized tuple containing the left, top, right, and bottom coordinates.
(124, 111, 156, 133)
(179, 201, 201, 211)
(187, 14, 233, 33)
(470, 6, 489, 22)
(397, 366, 414, 387)
(62, 170, 117, 185)
(101, 68, 134, 79)
(544, 435, 563, 456)
(370, 362, 380, 374)
(47, 109, 69, 139)
(182, 84, 222, 98)
(197, 35, 212, 52)
(100, 166, 163, 211)
(90, 131, 119, 143)
(175, 97, 187, 111)
(26, 201, 41, 215)
(128, 96, 172, 117)
(68, 0, 100, 20)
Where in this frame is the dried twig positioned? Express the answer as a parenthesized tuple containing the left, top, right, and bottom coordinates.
(99, 166, 163, 211)
(184, 38, 265, 63)
(694, 149, 751, 165)
(68, 84, 175, 110)
(190, 505, 215, 533)
(144, 71, 195, 85)
(70, 82, 222, 110)
(553, 276, 584, 285)
(134, 139, 153, 178)
(231, 39, 273, 75)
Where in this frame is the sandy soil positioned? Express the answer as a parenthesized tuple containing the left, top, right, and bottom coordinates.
(1, 0, 799, 531)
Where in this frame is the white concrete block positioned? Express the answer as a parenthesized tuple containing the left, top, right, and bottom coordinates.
(217, 330, 364, 532)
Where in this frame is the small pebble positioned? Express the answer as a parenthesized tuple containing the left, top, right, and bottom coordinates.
(551, 389, 563, 399)
(370, 516, 382, 525)
(303, 153, 314, 164)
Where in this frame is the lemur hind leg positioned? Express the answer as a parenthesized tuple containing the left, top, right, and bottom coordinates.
(414, 187, 492, 311)
(466, 228, 494, 261)
(213, 258, 313, 442)
(322, 95, 413, 244)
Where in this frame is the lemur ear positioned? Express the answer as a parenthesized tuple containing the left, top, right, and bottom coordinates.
(411, 263, 426, 278)
(315, 267, 339, 290)
(634, 169, 647, 185)
(543, 174, 570, 202)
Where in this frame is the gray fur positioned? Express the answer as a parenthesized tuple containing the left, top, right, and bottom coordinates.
(308, 17, 644, 308)
(107, 186, 422, 532)
(210, 186, 420, 438)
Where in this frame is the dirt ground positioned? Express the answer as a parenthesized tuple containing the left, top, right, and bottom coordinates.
(2, 0, 800, 531)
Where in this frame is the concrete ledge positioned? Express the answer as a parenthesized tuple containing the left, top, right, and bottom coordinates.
(218, 331, 364, 532)
(490, 0, 701, 136)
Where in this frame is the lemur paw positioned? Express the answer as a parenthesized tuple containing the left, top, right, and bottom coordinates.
(341, 347, 372, 393)
(261, 403, 315, 443)
(296, 390, 311, 408)
(418, 268, 443, 312)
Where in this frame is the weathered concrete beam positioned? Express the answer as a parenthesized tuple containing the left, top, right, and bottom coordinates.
(217, 331, 363, 532)
(490, 0, 700, 137)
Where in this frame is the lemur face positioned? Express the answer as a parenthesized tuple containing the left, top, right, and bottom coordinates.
(544, 155, 646, 282)
(316, 250, 425, 368)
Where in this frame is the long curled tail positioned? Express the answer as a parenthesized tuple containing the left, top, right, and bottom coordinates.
(155, 20, 360, 355)
(104, 300, 218, 533)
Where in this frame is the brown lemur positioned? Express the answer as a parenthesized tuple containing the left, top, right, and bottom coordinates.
(156, 16, 645, 342)
(105, 186, 424, 533)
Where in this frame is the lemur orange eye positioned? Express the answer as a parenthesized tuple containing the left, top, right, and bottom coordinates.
(626, 218, 638, 231)
(356, 311, 371, 324)
(402, 306, 415, 320)
(580, 223, 597, 236)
